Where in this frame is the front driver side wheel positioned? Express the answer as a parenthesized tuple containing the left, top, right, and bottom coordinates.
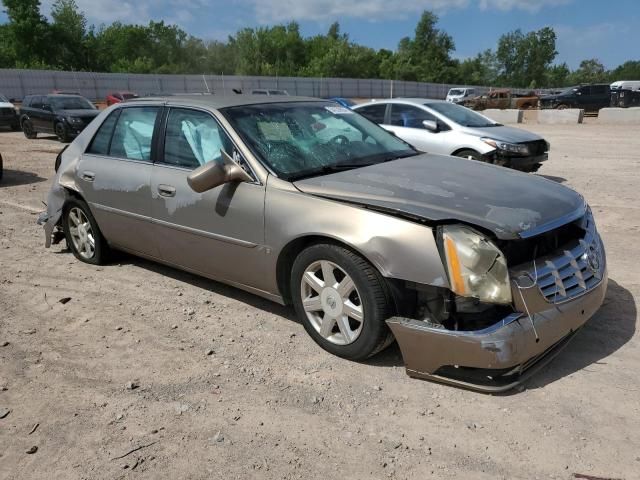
(291, 243, 394, 360)
(63, 198, 110, 265)
(454, 149, 486, 162)
(22, 120, 37, 139)
(55, 122, 71, 143)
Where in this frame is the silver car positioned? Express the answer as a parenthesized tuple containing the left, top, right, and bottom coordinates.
(354, 98, 549, 172)
(40, 96, 606, 392)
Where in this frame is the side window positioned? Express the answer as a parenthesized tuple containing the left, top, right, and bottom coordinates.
(357, 104, 387, 124)
(31, 96, 43, 109)
(41, 96, 51, 110)
(579, 86, 591, 96)
(87, 110, 120, 155)
(22, 96, 32, 108)
(591, 85, 606, 95)
(109, 107, 159, 161)
(390, 104, 437, 129)
(162, 108, 239, 170)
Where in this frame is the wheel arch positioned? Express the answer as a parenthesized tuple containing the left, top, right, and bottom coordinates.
(275, 234, 385, 305)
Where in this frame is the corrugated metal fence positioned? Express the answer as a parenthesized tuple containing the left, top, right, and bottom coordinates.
(0, 68, 538, 101)
(0, 69, 482, 101)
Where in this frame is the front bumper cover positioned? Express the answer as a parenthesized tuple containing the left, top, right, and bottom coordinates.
(387, 268, 607, 393)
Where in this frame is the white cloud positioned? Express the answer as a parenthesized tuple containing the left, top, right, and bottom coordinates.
(250, 0, 574, 22)
(251, 0, 469, 23)
(478, 0, 572, 12)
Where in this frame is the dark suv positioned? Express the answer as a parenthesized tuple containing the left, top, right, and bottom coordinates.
(539, 84, 611, 112)
(19, 94, 100, 142)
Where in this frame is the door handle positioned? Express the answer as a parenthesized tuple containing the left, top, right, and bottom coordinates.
(157, 184, 176, 197)
(81, 171, 95, 182)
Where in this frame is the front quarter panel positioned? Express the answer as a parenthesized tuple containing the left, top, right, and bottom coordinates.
(264, 177, 450, 295)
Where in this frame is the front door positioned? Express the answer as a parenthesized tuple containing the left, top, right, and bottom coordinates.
(384, 104, 452, 155)
(77, 105, 161, 257)
(150, 107, 268, 291)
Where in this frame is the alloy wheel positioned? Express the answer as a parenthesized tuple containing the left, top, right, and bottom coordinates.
(67, 207, 95, 260)
(300, 260, 364, 345)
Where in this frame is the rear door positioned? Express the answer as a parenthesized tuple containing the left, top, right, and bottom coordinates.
(77, 105, 162, 257)
(150, 106, 268, 291)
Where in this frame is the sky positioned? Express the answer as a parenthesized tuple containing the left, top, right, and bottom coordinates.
(3, 0, 639, 69)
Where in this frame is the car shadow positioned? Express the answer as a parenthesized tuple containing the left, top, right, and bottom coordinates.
(0, 169, 47, 187)
(523, 279, 636, 390)
(98, 253, 637, 393)
(537, 174, 567, 183)
(113, 253, 298, 321)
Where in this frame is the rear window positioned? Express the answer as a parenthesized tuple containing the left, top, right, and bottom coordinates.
(87, 110, 120, 156)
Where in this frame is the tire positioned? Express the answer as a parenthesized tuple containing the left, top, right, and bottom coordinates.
(291, 243, 394, 361)
(556, 104, 568, 110)
(55, 122, 70, 143)
(62, 198, 110, 265)
(22, 119, 37, 139)
(454, 149, 486, 162)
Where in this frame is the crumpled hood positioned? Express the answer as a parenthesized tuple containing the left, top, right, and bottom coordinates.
(458, 125, 544, 143)
(294, 154, 585, 240)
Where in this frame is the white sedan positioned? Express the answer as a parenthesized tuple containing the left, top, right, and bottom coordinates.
(353, 98, 549, 172)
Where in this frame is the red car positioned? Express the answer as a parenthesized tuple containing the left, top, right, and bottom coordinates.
(106, 91, 138, 106)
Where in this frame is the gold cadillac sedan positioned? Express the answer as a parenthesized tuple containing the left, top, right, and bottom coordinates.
(40, 96, 607, 391)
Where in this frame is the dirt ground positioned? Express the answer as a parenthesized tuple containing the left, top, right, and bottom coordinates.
(0, 122, 638, 480)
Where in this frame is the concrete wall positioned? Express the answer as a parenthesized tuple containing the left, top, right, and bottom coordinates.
(598, 108, 640, 124)
(482, 109, 523, 124)
(521, 109, 584, 125)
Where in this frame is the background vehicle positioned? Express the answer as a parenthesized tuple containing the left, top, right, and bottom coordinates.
(463, 89, 538, 110)
(250, 89, 289, 96)
(0, 94, 20, 131)
(610, 80, 640, 91)
(19, 94, 100, 142)
(41, 95, 606, 391)
(106, 91, 139, 106)
(0, 153, 3, 181)
(354, 98, 549, 172)
(446, 87, 475, 103)
(610, 88, 640, 108)
(328, 97, 356, 108)
(539, 84, 611, 111)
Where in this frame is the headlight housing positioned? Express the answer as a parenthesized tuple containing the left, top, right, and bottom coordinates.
(66, 116, 83, 125)
(481, 137, 530, 156)
(439, 225, 512, 305)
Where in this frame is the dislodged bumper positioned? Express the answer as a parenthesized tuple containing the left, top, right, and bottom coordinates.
(387, 269, 607, 393)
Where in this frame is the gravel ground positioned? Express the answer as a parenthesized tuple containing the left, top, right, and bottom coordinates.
(0, 123, 638, 480)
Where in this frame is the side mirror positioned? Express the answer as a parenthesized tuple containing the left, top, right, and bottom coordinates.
(576, 91, 582, 96)
(187, 149, 252, 193)
(422, 120, 438, 132)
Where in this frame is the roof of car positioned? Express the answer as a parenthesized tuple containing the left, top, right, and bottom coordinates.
(354, 98, 447, 107)
(127, 94, 322, 109)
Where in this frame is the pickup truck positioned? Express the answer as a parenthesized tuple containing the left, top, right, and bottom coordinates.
(463, 89, 539, 110)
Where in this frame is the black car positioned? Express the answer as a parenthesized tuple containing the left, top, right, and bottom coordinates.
(19, 94, 100, 142)
(539, 84, 611, 112)
(0, 94, 20, 131)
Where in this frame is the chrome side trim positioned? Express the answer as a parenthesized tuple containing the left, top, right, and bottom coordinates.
(517, 204, 586, 239)
(91, 202, 258, 248)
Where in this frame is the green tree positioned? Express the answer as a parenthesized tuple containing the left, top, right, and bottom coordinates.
(545, 62, 571, 87)
(456, 49, 499, 86)
(568, 58, 608, 84)
(50, 0, 88, 70)
(1, 0, 52, 66)
(495, 27, 557, 87)
(609, 60, 640, 80)
(385, 11, 457, 82)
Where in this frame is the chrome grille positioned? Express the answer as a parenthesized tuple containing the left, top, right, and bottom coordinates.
(531, 217, 604, 303)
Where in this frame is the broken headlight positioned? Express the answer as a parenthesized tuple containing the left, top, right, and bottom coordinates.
(481, 138, 529, 156)
(439, 225, 512, 305)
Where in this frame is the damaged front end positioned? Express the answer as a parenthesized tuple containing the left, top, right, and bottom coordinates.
(386, 208, 607, 392)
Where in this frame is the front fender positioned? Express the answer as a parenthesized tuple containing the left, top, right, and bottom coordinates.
(264, 177, 450, 293)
